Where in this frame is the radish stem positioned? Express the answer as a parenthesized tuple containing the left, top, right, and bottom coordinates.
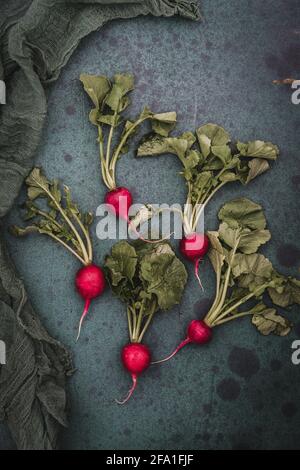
(32, 177, 90, 264)
(72, 212, 93, 263)
(42, 231, 86, 265)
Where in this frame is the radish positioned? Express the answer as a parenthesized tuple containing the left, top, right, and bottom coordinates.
(11, 168, 106, 341)
(137, 123, 279, 287)
(104, 186, 133, 220)
(116, 343, 151, 404)
(179, 232, 210, 289)
(81, 73, 176, 239)
(152, 320, 212, 364)
(152, 197, 300, 366)
(105, 240, 187, 404)
(75, 264, 106, 341)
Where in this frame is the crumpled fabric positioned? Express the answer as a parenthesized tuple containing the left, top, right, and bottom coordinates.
(0, 0, 201, 451)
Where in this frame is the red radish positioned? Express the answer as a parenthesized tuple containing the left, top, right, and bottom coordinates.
(105, 187, 133, 220)
(75, 264, 106, 341)
(105, 187, 169, 244)
(152, 320, 212, 364)
(116, 343, 151, 404)
(179, 233, 210, 289)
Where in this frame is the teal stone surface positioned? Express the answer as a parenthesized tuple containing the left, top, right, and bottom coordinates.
(1, 0, 300, 450)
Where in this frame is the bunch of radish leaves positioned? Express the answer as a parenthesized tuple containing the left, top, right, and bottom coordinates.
(105, 240, 187, 343)
(11, 168, 94, 266)
(137, 123, 279, 235)
(11, 168, 106, 341)
(80, 73, 176, 192)
(204, 197, 300, 334)
(104, 240, 187, 403)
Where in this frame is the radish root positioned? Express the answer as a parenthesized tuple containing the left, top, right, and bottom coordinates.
(128, 218, 173, 244)
(151, 338, 191, 365)
(76, 298, 91, 342)
(194, 258, 204, 291)
(116, 374, 137, 405)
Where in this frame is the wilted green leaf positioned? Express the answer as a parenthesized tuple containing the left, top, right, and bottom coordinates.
(207, 231, 225, 274)
(238, 229, 271, 254)
(26, 167, 50, 200)
(151, 112, 177, 137)
(268, 276, 300, 307)
(218, 198, 267, 231)
(104, 73, 134, 112)
(105, 241, 137, 287)
(237, 140, 279, 160)
(232, 253, 274, 294)
(245, 158, 270, 184)
(140, 244, 187, 310)
(10, 225, 39, 237)
(137, 134, 189, 163)
(219, 171, 239, 182)
(252, 306, 292, 336)
(211, 145, 232, 164)
(80, 73, 110, 108)
(196, 123, 230, 158)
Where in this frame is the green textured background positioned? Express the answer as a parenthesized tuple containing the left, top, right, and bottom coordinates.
(1, 0, 300, 450)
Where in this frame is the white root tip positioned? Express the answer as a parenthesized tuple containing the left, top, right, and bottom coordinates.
(194, 258, 204, 291)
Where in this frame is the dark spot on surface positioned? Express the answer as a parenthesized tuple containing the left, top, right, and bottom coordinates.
(255, 426, 262, 434)
(265, 43, 300, 76)
(223, 40, 233, 51)
(89, 386, 97, 395)
(277, 244, 300, 267)
(65, 105, 76, 115)
(123, 427, 132, 436)
(202, 403, 212, 414)
(201, 53, 210, 62)
(295, 323, 300, 337)
(232, 441, 251, 450)
(193, 297, 213, 318)
(228, 347, 260, 380)
(171, 433, 183, 443)
(64, 153, 73, 163)
(149, 365, 162, 380)
(202, 432, 210, 442)
(217, 433, 224, 441)
(137, 83, 147, 94)
(216, 378, 241, 401)
(281, 402, 298, 418)
(273, 380, 281, 389)
(109, 37, 119, 47)
(291, 175, 300, 188)
(270, 359, 282, 371)
(211, 365, 220, 374)
(252, 402, 264, 412)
